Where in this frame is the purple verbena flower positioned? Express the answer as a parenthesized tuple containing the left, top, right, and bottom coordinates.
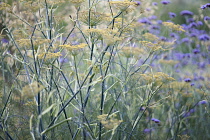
(197, 21, 203, 26)
(198, 100, 208, 105)
(204, 16, 210, 21)
(138, 17, 151, 25)
(135, 1, 141, 6)
(186, 18, 195, 23)
(143, 128, 153, 133)
(198, 34, 210, 41)
(184, 78, 191, 82)
(151, 118, 160, 123)
(193, 48, 200, 54)
(152, 2, 158, 6)
(201, 3, 210, 10)
(188, 22, 197, 28)
(169, 12, 176, 18)
(161, 0, 170, 5)
(1, 38, 9, 44)
(180, 10, 193, 16)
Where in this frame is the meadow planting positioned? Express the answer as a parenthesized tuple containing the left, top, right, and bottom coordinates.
(0, 0, 209, 139)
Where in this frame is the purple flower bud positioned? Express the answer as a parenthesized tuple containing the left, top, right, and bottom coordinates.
(197, 21, 203, 26)
(138, 17, 151, 25)
(151, 118, 160, 123)
(184, 78, 191, 82)
(198, 100, 208, 105)
(201, 3, 210, 10)
(169, 12, 176, 18)
(1, 38, 9, 44)
(193, 48, 200, 54)
(135, 1, 141, 6)
(152, 2, 158, 6)
(143, 128, 153, 133)
(198, 34, 210, 41)
(180, 10, 194, 16)
(204, 16, 210, 21)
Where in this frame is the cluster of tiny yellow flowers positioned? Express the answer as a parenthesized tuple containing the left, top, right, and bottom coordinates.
(97, 114, 123, 129)
(158, 40, 176, 47)
(80, 10, 106, 26)
(178, 134, 190, 140)
(37, 52, 62, 59)
(19, 1, 40, 12)
(17, 38, 50, 47)
(0, 2, 12, 12)
(84, 29, 104, 40)
(114, 22, 136, 33)
(39, 0, 65, 5)
(59, 43, 87, 50)
(69, 0, 85, 7)
(159, 59, 179, 65)
(140, 72, 175, 84)
(22, 81, 45, 99)
(143, 33, 159, 42)
(120, 46, 145, 58)
(162, 81, 191, 89)
(109, 0, 137, 11)
(162, 22, 185, 32)
(140, 41, 162, 51)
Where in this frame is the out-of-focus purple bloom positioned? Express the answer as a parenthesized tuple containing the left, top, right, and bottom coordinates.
(190, 83, 195, 86)
(186, 18, 195, 23)
(160, 36, 167, 41)
(193, 48, 200, 54)
(180, 10, 193, 16)
(198, 34, 210, 41)
(204, 16, 210, 21)
(182, 38, 190, 43)
(198, 100, 208, 105)
(190, 33, 197, 38)
(184, 53, 191, 58)
(169, 12, 176, 18)
(161, 0, 170, 5)
(1, 38, 9, 44)
(59, 57, 69, 64)
(134, 1, 141, 6)
(148, 15, 157, 20)
(198, 62, 206, 69)
(157, 20, 162, 24)
(138, 17, 151, 25)
(152, 2, 158, 6)
(151, 118, 160, 123)
(197, 21, 203, 26)
(201, 3, 210, 10)
(151, 25, 160, 30)
(184, 78, 191, 82)
(143, 128, 153, 133)
(188, 22, 197, 28)
(190, 109, 195, 113)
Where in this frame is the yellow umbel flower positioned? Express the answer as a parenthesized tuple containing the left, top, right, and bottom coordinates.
(38, 52, 62, 59)
(97, 114, 123, 129)
(69, 0, 85, 7)
(59, 43, 87, 50)
(109, 0, 137, 11)
(143, 33, 159, 42)
(140, 41, 162, 51)
(163, 22, 185, 32)
(59, 43, 87, 55)
(159, 59, 179, 65)
(140, 72, 175, 85)
(80, 10, 106, 26)
(120, 46, 145, 58)
(22, 81, 45, 99)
